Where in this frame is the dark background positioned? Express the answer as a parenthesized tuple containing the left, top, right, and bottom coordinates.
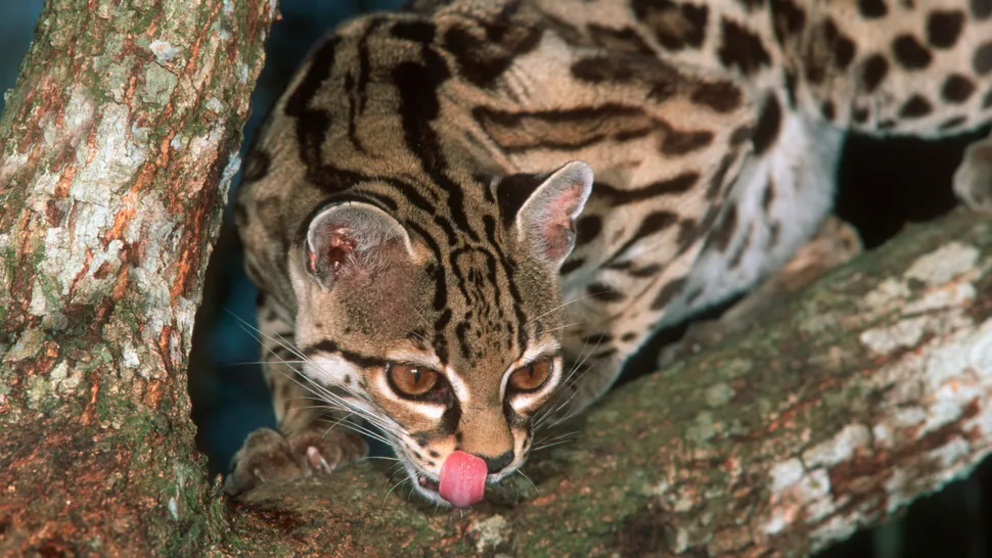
(2, 2, 989, 555)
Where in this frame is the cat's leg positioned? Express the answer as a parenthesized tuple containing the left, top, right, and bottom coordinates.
(659, 215, 862, 368)
(223, 294, 367, 497)
(954, 131, 992, 211)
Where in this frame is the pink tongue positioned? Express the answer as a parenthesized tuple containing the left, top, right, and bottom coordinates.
(438, 451, 487, 508)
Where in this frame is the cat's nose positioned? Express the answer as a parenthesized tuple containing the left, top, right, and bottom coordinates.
(477, 450, 514, 474)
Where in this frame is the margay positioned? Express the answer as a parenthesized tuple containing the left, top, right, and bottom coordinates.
(224, 0, 992, 505)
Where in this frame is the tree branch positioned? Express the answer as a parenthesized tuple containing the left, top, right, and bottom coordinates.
(0, 1, 273, 554)
(228, 210, 992, 557)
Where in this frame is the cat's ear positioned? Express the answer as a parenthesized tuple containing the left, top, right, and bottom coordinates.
(304, 201, 413, 287)
(512, 161, 593, 265)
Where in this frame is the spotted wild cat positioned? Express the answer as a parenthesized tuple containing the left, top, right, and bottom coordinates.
(224, 0, 992, 505)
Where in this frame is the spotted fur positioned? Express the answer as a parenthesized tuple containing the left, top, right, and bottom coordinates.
(225, 0, 992, 503)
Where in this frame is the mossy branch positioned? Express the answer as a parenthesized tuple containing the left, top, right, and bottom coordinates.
(228, 210, 992, 557)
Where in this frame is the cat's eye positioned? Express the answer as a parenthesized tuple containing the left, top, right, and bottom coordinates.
(387, 364, 441, 397)
(508, 360, 552, 392)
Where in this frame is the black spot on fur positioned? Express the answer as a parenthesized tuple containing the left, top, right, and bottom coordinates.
(767, 221, 781, 248)
(926, 10, 965, 49)
(661, 129, 714, 155)
(588, 283, 626, 302)
(861, 54, 889, 92)
(826, 20, 857, 70)
(587, 24, 656, 55)
(983, 87, 992, 108)
(605, 211, 679, 266)
(899, 95, 933, 118)
(727, 224, 753, 269)
(710, 205, 738, 252)
(650, 277, 687, 310)
(391, 20, 435, 43)
(718, 18, 771, 75)
(751, 94, 782, 156)
(852, 107, 869, 124)
(729, 125, 753, 146)
(858, 0, 888, 18)
(442, 3, 541, 89)
(596, 173, 700, 206)
(892, 35, 933, 69)
(975, 42, 992, 75)
(590, 348, 619, 360)
(560, 259, 584, 275)
(571, 56, 681, 103)
(629, 264, 663, 278)
(583, 332, 614, 345)
(677, 218, 698, 252)
(621, 332, 638, 342)
(972, 0, 992, 19)
(474, 104, 655, 153)
(783, 70, 797, 107)
(575, 215, 603, 246)
(939, 115, 968, 130)
(707, 154, 736, 200)
(820, 100, 836, 121)
(942, 75, 976, 103)
(770, 0, 806, 46)
(690, 81, 743, 113)
(685, 286, 704, 304)
(443, 24, 542, 89)
(762, 178, 777, 213)
(631, 0, 709, 51)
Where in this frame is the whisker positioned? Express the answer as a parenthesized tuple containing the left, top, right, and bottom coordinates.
(531, 439, 576, 452)
(229, 317, 401, 437)
(381, 475, 410, 509)
(515, 469, 538, 494)
(525, 292, 603, 327)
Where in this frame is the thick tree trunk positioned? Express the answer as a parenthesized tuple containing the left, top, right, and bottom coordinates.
(0, 1, 273, 555)
(2, 3, 991, 557)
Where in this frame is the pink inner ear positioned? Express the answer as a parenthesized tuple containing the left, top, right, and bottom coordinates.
(307, 225, 357, 277)
(538, 185, 584, 261)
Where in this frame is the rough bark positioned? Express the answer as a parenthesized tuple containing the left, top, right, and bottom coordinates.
(0, 1, 274, 555)
(226, 210, 992, 557)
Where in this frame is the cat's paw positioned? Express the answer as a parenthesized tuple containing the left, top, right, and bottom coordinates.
(953, 137, 992, 212)
(223, 426, 368, 497)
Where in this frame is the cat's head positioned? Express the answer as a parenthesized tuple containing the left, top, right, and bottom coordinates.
(287, 161, 593, 505)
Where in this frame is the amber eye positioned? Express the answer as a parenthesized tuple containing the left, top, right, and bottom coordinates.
(508, 360, 552, 392)
(388, 364, 441, 397)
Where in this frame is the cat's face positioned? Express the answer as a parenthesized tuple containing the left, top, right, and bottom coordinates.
(289, 162, 592, 505)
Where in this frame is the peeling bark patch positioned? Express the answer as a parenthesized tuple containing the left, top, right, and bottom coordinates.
(468, 515, 510, 553)
(860, 316, 929, 354)
(904, 242, 979, 286)
(139, 63, 178, 106)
